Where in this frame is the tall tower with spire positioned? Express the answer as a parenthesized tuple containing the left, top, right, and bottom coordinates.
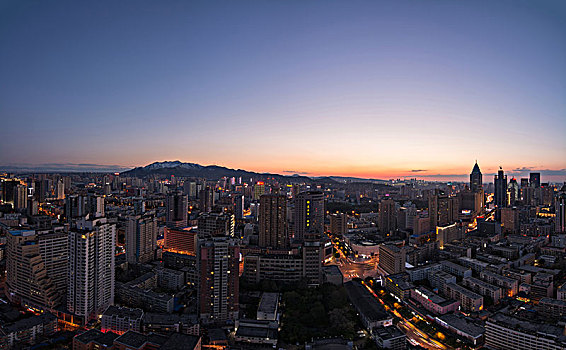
(470, 161, 483, 192)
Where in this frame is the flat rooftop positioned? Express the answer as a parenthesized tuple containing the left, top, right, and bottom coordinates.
(257, 292, 279, 314)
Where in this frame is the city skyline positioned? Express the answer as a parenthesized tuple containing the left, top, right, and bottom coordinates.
(1, 0, 565, 181)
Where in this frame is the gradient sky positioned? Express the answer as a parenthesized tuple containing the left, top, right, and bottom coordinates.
(1, 0, 565, 181)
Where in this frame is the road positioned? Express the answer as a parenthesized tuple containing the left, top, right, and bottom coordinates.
(328, 236, 378, 281)
(361, 281, 452, 350)
(329, 235, 450, 349)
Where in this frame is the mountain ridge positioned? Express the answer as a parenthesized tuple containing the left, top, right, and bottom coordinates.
(121, 161, 387, 184)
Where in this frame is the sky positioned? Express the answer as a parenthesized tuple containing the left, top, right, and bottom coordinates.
(1, 0, 565, 181)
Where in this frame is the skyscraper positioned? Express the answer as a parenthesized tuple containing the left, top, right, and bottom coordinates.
(529, 172, 541, 189)
(198, 237, 239, 324)
(56, 180, 65, 200)
(68, 217, 116, 321)
(233, 193, 244, 220)
(259, 193, 287, 248)
(470, 161, 483, 192)
(520, 178, 533, 205)
(494, 167, 508, 208)
(126, 214, 157, 264)
(1, 178, 23, 209)
(14, 183, 28, 210)
(199, 186, 214, 213)
(253, 181, 266, 200)
(6, 230, 62, 310)
(38, 231, 69, 294)
(556, 184, 566, 233)
(166, 192, 188, 228)
(378, 198, 398, 234)
(507, 178, 519, 206)
(467, 161, 485, 211)
(294, 191, 324, 242)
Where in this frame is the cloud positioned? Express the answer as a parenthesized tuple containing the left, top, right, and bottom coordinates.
(410, 169, 427, 173)
(513, 167, 534, 172)
(282, 170, 312, 175)
(415, 173, 468, 179)
(0, 163, 132, 173)
(509, 168, 566, 177)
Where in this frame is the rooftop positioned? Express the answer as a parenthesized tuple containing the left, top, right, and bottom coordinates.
(160, 333, 200, 350)
(446, 283, 483, 300)
(1, 313, 56, 334)
(257, 292, 279, 314)
(102, 305, 144, 319)
(437, 314, 484, 338)
(373, 325, 405, 340)
(488, 313, 566, 342)
(463, 277, 501, 292)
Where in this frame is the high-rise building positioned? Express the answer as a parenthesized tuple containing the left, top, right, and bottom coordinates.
(1, 178, 23, 209)
(556, 184, 566, 233)
(470, 161, 483, 193)
(14, 183, 28, 210)
(500, 207, 520, 234)
(133, 197, 145, 215)
(34, 179, 48, 203)
(253, 182, 266, 200)
(329, 213, 348, 236)
(68, 217, 116, 321)
(56, 180, 65, 200)
(198, 237, 239, 324)
(166, 192, 188, 228)
(429, 193, 459, 229)
(529, 172, 541, 189)
(458, 190, 483, 214)
(88, 194, 105, 217)
(38, 231, 69, 293)
(378, 244, 406, 275)
(198, 212, 235, 237)
(259, 194, 287, 248)
(199, 186, 214, 213)
(65, 194, 105, 220)
(126, 214, 157, 264)
(468, 162, 484, 211)
(294, 191, 324, 242)
(520, 178, 533, 205)
(184, 181, 197, 199)
(302, 233, 323, 285)
(6, 230, 62, 309)
(494, 167, 508, 208)
(233, 194, 244, 220)
(378, 198, 397, 234)
(507, 178, 519, 206)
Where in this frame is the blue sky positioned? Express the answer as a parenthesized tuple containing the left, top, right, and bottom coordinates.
(1, 0, 565, 181)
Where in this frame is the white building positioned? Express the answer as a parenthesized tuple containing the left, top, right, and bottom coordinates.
(68, 216, 116, 321)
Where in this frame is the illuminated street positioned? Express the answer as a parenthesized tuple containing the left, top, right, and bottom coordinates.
(360, 281, 453, 350)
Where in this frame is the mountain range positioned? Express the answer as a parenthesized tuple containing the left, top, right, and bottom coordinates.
(121, 161, 387, 184)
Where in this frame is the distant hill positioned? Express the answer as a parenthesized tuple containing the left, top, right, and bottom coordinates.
(121, 161, 321, 183)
